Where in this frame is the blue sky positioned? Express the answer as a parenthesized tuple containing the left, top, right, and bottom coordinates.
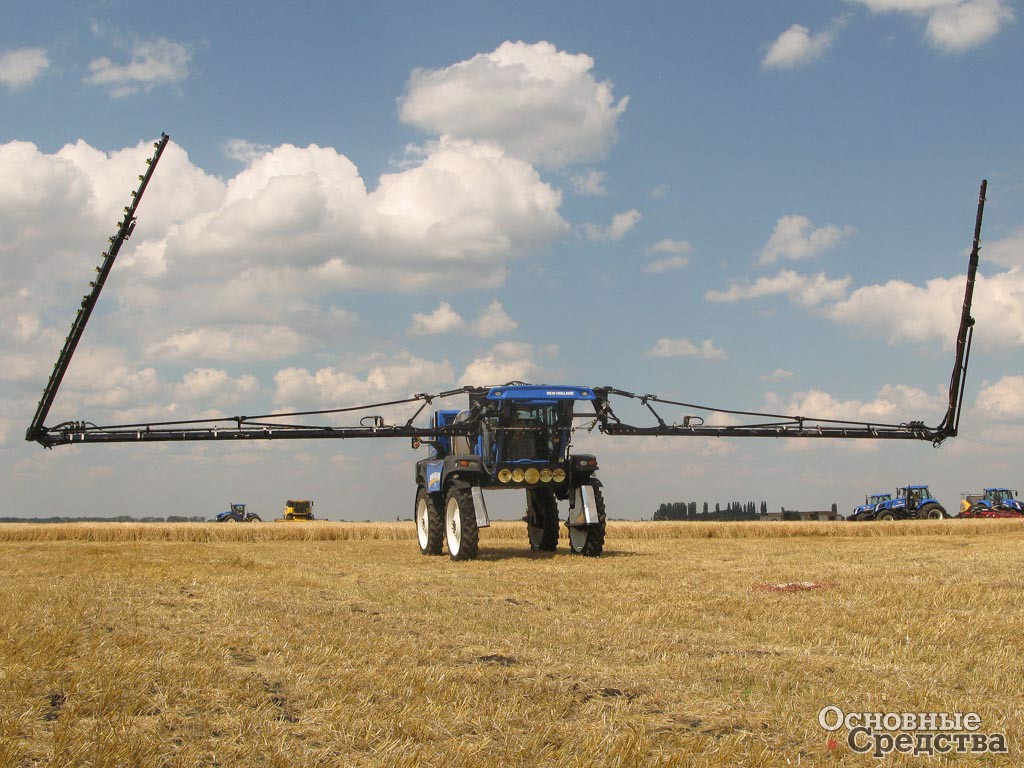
(2, 0, 1022, 521)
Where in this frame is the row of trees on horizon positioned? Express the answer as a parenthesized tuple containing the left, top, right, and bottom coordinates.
(652, 501, 768, 521)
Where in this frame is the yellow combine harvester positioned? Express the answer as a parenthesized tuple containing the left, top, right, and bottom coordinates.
(275, 499, 315, 522)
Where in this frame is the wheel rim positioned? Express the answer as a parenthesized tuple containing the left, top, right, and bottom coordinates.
(528, 525, 542, 549)
(569, 526, 588, 552)
(446, 496, 462, 557)
(416, 497, 429, 549)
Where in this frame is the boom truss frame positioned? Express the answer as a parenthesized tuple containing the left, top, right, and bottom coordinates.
(24, 133, 988, 450)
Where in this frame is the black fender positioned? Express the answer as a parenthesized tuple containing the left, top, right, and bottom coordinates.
(441, 455, 486, 490)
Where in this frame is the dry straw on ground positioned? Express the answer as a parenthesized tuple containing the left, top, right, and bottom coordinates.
(1, 517, 1021, 542)
(1, 520, 1021, 766)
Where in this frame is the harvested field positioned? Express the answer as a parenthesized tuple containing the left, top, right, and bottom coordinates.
(3, 517, 1023, 542)
(1, 520, 1022, 766)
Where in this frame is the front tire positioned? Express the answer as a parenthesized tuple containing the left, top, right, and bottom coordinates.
(877, 511, 896, 521)
(415, 486, 444, 555)
(444, 483, 480, 561)
(920, 503, 946, 520)
(568, 480, 606, 557)
(527, 488, 559, 552)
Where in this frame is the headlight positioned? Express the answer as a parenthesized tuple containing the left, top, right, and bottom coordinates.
(524, 468, 540, 484)
(512, 468, 525, 483)
(498, 468, 512, 483)
(539, 469, 552, 483)
(552, 468, 566, 482)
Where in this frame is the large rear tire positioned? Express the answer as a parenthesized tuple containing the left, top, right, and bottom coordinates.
(526, 488, 559, 552)
(248, 515, 262, 522)
(444, 483, 480, 561)
(568, 480, 606, 557)
(920, 503, 946, 520)
(415, 486, 444, 555)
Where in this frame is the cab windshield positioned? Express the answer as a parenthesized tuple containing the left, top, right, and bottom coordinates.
(985, 489, 1015, 502)
(499, 403, 564, 463)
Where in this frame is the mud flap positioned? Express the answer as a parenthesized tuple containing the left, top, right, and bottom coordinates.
(471, 486, 490, 528)
(569, 485, 599, 526)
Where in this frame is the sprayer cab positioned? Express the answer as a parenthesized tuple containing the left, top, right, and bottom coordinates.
(414, 385, 598, 492)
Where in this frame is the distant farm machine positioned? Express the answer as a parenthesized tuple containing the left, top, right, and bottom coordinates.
(848, 487, 947, 521)
(960, 488, 1024, 518)
(872, 485, 947, 520)
(215, 503, 261, 523)
(25, 134, 991, 559)
(847, 493, 892, 521)
(215, 499, 315, 523)
(277, 500, 316, 522)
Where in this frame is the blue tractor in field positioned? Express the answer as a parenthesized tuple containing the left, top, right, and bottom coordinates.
(847, 492, 892, 521)
(412, 384, 604, 561)
(873, 485, 946, 520)
(960, 488, 1024, 518)
(214, 503, 262, 523)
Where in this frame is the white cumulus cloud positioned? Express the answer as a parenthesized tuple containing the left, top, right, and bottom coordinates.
(409, 302, 465, 336)
(706, 270, 852, 307)
(763, 383, 943, 423)
(986, 226, 1024, 267)
(274, 352, 455, 406)
(61, 346, 161, 409)
(760, 368, 794, 383)
(0, 136, 567, 334)
(0, 47, 50, 90)
(707, 263, 1024, 352)
(644, 256, 690, 274)
(847, 0, 1014, 52)
(762, 18, 845, 69)
(646, 338, 727, 360)
(584, 209, 642, 241)
(644, 239, 693, 273)
(925, 0, 1015, 50)
(459, 342, 556, 385)
(759, 214, 853, 264)
(222, 139, 273, 164)
(407, 299, 517, 338)
(826, 269, 1024, 348)
(172, 368, 260, 406)
(85, 36, 192, 97)
(147, 326, 311, 363)
(399, 40, 629, 168)
(568, 169, 608, 196)
(9, 313, 41, 343)
(649, 238, 694, 255)
(975, 375, 1024, 418)
(473, 300, 518, 338)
